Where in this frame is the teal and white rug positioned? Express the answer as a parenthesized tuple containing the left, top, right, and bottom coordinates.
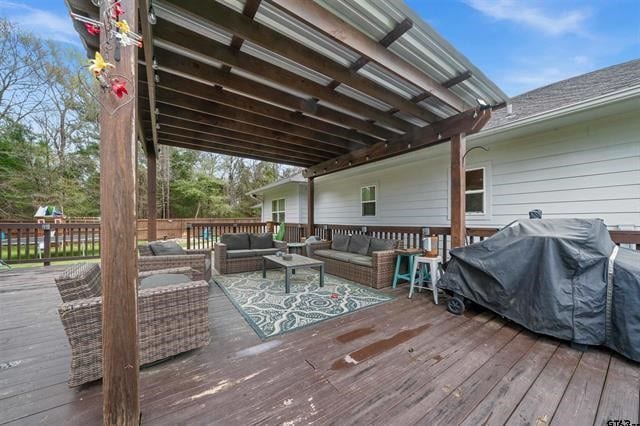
(215, 270, 393, 339)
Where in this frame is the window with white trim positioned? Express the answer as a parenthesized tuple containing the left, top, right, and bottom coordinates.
(271, 198, 285, 223)
(465, 167, 485, 214)
(361, 185, 376, 216)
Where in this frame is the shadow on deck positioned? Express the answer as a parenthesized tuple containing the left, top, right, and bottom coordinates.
(1, 265, 639, 424)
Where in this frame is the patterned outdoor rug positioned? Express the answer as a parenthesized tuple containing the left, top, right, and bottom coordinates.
(215, 269, 393, 339)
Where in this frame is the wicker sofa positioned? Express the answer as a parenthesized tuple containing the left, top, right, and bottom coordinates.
(307, 234, 403, 288)
(214, 232, 288, 274)
(138, 240, 211, 281)
(55, 263, 210, 387)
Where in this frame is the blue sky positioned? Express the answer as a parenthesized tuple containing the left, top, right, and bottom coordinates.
(1, 0, 639, 96)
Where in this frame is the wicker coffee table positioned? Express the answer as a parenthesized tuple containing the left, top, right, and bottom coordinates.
(262, 254, 325, 293)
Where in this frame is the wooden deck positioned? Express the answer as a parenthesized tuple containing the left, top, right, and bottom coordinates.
(1, 265, 639, 425)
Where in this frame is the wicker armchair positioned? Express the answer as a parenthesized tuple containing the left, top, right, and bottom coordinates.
(307, 239, 403, 289)
(55, 263, 210, 387)
(138, 243, 211, 281)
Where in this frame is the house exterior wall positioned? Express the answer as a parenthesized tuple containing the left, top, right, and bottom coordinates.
(260, 184, 306, 224)
(312, 109, 640, 229)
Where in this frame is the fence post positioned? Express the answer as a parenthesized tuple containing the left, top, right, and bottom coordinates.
(324, 224, 332, 241)
(186, 224, 191, 249)
(267, 221, 274, 233)
(233, 223, 238, 234)
(43, 224, 51, 266)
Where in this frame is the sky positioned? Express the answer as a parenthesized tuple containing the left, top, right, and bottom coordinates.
(1, 0, 639, 97)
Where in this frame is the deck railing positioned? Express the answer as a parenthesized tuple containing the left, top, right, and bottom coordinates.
(0, 222, 100, 265)
(186, 222, 270, 249)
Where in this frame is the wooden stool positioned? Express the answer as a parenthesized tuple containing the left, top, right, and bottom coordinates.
(409, 256, 443, 304)
(392, 249, 422, 288)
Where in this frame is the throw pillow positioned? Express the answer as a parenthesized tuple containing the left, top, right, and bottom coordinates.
(368, 238, 396, 255)
(348, 234, 371, 255)
(331, 234, 351, 252)
(250, 233, 273, 249)
(220, 233, 250, 250)
(149, 240, 186, 256)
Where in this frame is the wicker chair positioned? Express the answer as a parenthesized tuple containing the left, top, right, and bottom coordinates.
(307, 239, 404, 289)
(138, 243, 211, 282)
(55, 263, 210, 387)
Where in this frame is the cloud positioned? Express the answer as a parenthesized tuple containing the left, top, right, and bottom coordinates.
(465, 0, 590, 36)
(0, 1, 79, 45)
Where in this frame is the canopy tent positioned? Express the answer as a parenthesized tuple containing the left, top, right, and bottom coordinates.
(34, 205, 64, 218)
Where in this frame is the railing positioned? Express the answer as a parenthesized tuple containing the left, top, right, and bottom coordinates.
(186, 222, 270, 249)
(0, 223, 100, 265)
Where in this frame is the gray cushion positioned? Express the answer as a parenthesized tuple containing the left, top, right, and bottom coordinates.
(226, 248, 279, 259)
(314, 249, 358, 263)
(250, 233, 273, 249)
(221, 233, 250, 250)
(348, 234, 371, 255)
(368, 238, 396, 255)
(331, 234, 350, 252)
(149, 241, 186, 256)
(349, 255, 373, 267)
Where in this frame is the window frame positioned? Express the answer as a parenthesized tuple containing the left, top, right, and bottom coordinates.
(271, 198, 286, 223)
(465, 166, 486, 215)
(361, 184, 377, 217)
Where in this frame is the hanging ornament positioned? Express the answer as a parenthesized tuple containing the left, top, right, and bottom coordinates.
(111, 2, 125, 19)
(111, 79, 128, 98)
(89, 52, 114, 76)
(83, 22, 100, 36)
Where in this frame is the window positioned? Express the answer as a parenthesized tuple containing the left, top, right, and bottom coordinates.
(271, 198, 285, 223)
(361, 185, 376, 216)
(465, 167, 485, 214)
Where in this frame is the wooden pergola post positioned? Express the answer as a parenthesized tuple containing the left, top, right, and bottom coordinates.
(450, 133, 466, 248)
(147, 153, 157, 242)
(99, 0, 140, 423)
(307, 176, 314, 238)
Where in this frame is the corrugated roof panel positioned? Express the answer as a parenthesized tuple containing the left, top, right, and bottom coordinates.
(229, 67, 318, 100)
(315, 0, 397, 41)
(253, 1, 359, 68)
(154, 39, 225, 69)
(155, 0, 234, 45)
(240, 41, 333, 86)
(393, 111, 429, 127)
(418, 97, 458, 118)
(334, 84, 393, 111)
(357, 62, 422, 99)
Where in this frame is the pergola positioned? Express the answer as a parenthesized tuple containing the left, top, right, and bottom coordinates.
(64, 0, 508, 423)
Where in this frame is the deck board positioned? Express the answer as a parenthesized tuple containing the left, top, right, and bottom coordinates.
(1, 265, 639, 425)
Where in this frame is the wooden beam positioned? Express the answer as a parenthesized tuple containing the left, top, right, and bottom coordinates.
(326, 18, 413, 89)
(152, 127, 327, 164)
(143, 115, 334, 159)
(147, 152, 157, 242)
(450, 133, 466, 248)
(158, 138, 312, 167)
(99, 0, 139, 423)
(161, 1, 438, 123)
(151, 21, 414, 132)
(139, 0, 158, 155)
(141, 82, 365, 151)
(304, 109, 491, 178)
(307, 177, 314, 238)
(388, 71, 474, 113)
(150, 46, 397, 139)
(145, 102, 345, 156)
(271, 0, 466, 112)
(140, 71, 379, 146)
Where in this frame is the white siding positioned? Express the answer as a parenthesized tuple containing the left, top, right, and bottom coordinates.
(298, 184, 308, 224)
(314, 109, 640, 228)
(261, 184, 306, 223)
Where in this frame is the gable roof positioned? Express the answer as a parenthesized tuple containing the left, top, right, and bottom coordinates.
(485, 59, 640, 130)
(247, 173, 306, 195)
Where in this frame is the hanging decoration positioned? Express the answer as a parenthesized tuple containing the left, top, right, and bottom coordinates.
(70, 1, 143, 110)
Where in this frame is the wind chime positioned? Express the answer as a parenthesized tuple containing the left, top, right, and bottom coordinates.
(70, 1, 143, 102)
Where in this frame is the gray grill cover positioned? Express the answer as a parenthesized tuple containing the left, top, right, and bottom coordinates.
(439, 219, 640, 361)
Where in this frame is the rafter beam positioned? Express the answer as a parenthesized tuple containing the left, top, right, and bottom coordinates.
(157, 137, 312, 168)
(141, 82, 365, 151)
(146, 102, 347, 156)
(143, 114, 335, 159)
(139, 0, 158, 155)
(150, 47, 396, 140)
(304, 109, 491, 178)
(152, 20, 413, 132)
(161, 1, 438, 123)
(388, 71, 473, 114)
(139, 69, 379, 145)
(271, 0, 466, 113)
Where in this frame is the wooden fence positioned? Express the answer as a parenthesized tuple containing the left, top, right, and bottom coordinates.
(137, 217, 259, 240)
